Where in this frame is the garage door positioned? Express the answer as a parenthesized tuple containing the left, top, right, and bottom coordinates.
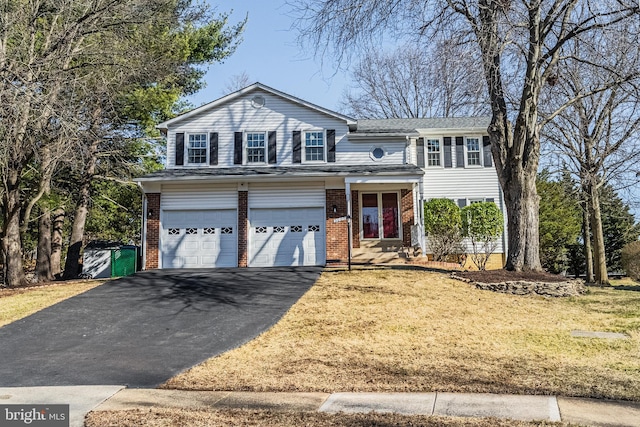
(161, 210, 237, 268)
(249, 208, 325, 267)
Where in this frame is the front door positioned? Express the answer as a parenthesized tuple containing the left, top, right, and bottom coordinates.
(361, 192, 400, 240)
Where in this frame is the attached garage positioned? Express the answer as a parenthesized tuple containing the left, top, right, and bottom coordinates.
(160, 185, 237, 268)
(248, 184, 326, 267)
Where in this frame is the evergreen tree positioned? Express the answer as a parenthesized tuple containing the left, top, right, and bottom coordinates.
(537, 171, 582, 273)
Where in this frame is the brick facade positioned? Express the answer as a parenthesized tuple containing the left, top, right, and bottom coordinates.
(144, 187, 416, 270)
(325, 189, 349, 265)
(144, 193, 160, 269)
(238, 191, 248, 267)
(401, 189, 414, 247)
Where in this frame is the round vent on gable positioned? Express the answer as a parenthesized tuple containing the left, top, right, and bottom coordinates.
(370, 147, 385, 160)
(251, 95, 266, 108)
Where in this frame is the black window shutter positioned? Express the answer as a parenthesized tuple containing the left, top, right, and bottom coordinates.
(175, 133, 184, 166)
(443, 137, 452, 168)
(292, 131, 302, 163)
(483, 135, 492, 167)
(327, 129, 336, 162)
(209, 132, 218, 166)
(457, 198, 467, 208)
(234, 132, 243, 165)
(455, 136, 465, 168)
(416, 138, 425, 168)
(268, 131, 277, 164)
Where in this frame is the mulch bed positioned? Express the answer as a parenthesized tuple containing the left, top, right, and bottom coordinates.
(456, 269, 570, 283)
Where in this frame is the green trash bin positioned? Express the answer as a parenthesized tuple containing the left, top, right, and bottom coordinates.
(111, 246, 137, 277)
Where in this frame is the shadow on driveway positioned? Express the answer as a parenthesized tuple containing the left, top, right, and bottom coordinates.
(0, 267, 321, 388)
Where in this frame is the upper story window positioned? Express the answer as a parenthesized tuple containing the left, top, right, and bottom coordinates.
(246, 132, 266, 163)
(426, 139, 441, 166)
(188, 134, 207, 164)
(466, 137, 481, 166)
(305, 131, 325, 162)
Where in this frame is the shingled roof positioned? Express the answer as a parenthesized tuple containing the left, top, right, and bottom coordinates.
(354, 117, 491, 134)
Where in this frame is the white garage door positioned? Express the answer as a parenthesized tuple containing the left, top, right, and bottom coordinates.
(161, 210, 237, 268)
(249, 208, 325, 267)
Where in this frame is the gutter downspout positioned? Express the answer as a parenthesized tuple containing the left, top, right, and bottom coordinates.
(346, 181, 352, 270)
(139, 183, 147, 271)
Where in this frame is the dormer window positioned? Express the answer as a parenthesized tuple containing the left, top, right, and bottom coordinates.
(246, 132, 266, 163)
(188, 134, 207, 164)
(304, 131, 325, 162)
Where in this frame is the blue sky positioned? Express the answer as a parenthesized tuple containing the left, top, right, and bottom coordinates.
(186, 1, 350, 112)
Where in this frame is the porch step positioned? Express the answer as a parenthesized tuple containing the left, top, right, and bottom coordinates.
(357, 240, 404, 252)
(352, 242, 408, 264)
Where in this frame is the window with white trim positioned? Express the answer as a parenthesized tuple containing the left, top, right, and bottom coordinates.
(304, 131, 325, 162)
(427, 139, 441, 166)
(187, 134, 207, 164)
(246, 132, 266, 163)
(466, 137, 481, 166)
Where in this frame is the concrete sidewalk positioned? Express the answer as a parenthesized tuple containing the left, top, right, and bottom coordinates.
(3, 387, 640, 426)
(0, 386, 124, 427)
(95, 388, 640, 427)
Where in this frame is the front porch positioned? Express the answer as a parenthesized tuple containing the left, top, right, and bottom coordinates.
(326, 180, 427, 266)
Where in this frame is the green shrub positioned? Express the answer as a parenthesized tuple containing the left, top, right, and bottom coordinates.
(461, 202, 504, 270)
(423, 198, 464, 262)
(621, 241, 640, 281)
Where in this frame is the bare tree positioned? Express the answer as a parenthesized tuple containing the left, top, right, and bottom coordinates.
(342, 41, 488, 118)
(0, 1, 244, 286)
(223, 72, 252, 94)
(541, 25, 640, 284)
(290, 0, 639, 272)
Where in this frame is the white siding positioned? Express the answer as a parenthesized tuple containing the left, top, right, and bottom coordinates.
(337, 138, 407, 165)
(248, 183, 325, 208)
(161, 184, 237, 210)
(167, 89, 350, 168)
(421, 167, 506, 254)
(410, 135, 506, 254)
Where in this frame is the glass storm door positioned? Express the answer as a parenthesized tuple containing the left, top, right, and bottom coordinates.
(362, 193, 379, 238)
(361, 192, 400, 239)
(381, 193, 399, 239)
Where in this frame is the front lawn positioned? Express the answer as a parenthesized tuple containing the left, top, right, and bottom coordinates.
(165, 269, 640, 401)
(85, 408, 570, 427)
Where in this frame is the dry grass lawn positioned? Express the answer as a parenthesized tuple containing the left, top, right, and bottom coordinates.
(165, 269, 640, 401)
(0, 280, 104, 327)
(85, 408, 572, 427)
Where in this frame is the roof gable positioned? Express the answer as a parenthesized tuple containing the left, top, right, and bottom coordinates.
(157, 82, 357, 130)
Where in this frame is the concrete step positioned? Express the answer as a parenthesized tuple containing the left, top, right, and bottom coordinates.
(351, 249, 407, 264)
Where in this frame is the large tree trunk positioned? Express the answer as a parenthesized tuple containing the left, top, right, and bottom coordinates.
(63, 138, 99, 279)
(581, 196, 594, 283)
(477, 0, 543, 272)
(35, 209, 54, 282)
(34, 145, 55, 282)
(50, 207, 65, 277)
(501, 165, 542, 271)
(587, 182, 609, 285)
(2, 179, 27, 287)
(63, 201, 90, 279)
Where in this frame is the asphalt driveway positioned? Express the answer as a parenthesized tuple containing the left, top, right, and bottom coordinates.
(0, 267, 321, 388)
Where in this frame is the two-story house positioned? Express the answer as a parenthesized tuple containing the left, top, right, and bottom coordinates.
(135, 83, 505, 269)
